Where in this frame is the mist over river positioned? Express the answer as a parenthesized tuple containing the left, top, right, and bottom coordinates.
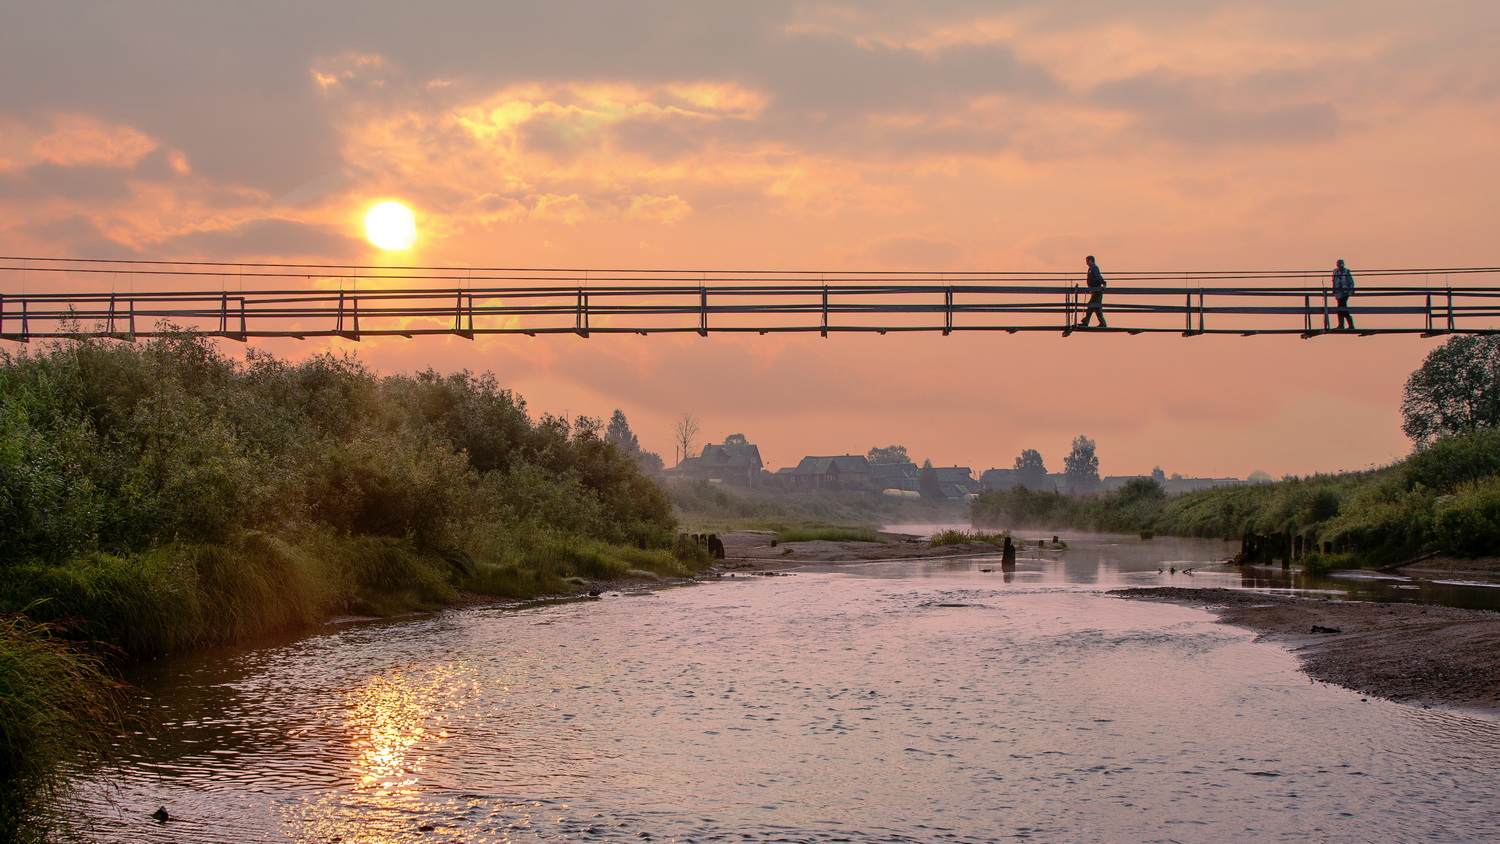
(69, 534, 1500, 843)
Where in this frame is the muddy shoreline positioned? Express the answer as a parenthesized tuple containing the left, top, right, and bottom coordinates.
(1114, 586, 1500, 715)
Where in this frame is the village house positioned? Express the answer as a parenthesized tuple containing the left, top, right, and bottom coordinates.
(674, 441, 764, 486)
(776, 454, 872, 490)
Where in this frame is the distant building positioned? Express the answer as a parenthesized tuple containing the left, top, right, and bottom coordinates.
(675, 442, 764, 486)
(932, 466, 980, 501)
(777, 454, 872, 490)
(868, 461, 920, 494)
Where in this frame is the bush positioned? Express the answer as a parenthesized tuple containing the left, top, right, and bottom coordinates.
(1433, 478, 1500, 558)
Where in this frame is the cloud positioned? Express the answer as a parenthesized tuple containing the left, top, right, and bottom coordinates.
(159, 218, 362, 261)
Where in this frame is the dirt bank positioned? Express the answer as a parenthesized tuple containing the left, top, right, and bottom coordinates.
(1115, 586, 1500, 715)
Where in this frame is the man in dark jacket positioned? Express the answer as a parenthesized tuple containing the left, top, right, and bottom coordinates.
(1079, 255, 1107, 328)
(1332, 259, 1355, 330)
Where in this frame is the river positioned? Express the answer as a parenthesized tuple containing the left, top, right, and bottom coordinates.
(66, 533, 1500, 843)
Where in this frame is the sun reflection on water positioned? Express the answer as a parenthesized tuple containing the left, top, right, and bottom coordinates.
(340, 663, 470, 795)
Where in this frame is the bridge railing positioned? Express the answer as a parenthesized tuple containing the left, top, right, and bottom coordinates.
(1, 258, 1498, 340)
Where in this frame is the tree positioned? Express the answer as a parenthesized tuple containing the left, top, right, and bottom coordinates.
(1012, 448, 1046, 489)
(605, 409, 640, 454)
(672, 412, 701, 464)
(724, 433, 748, 446)
(918, 458, 943, 500)
(867, 444, 910, 465)
(1118, 476, 1166, 503)
(1401, 335, 1500, 446)
(1063, 435, 1100, 492)
(1151, 466, 1166, 482)
(606, 408, 664, 474)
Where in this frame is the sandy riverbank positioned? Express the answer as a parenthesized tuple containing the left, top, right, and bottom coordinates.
(1114, 586, 1500, 715)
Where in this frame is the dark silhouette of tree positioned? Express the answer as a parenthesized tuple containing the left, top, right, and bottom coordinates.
(605, 409, 640, 453)
(1401, 335, 1500, 446)
(724, 433, 748, 446)
(1063, 435, 1100, 492)
(1013, 448, 1047, 489)
(673, 412, 701, 465)
(605, 408, 664, 473)
(1151, 465, 1166, 482)
(918, 458, 943, 500)
(867, 444, 910, 465)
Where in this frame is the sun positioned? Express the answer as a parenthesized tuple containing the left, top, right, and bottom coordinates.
(364, 201, 418, 251)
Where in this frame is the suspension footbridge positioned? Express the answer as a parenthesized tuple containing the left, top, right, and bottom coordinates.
(1, 257, 1496, 342)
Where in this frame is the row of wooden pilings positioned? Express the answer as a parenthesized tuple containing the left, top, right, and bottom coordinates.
(679, 532, 726, 560)
(1238, 531, 1350, 567)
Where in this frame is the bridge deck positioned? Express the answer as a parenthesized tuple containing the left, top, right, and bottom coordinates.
(2, 257, 1497, 341)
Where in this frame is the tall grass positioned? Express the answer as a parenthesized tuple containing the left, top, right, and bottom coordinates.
(775, 527, 881, 543)
(928, 529, 1009, 547)
(0, 614, 130, 843)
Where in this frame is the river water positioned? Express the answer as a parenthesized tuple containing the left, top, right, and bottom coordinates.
(67, 533, 1500, 843)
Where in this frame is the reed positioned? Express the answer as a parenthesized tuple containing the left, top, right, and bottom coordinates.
(928, 529, 1009, 548)
(0, 614, 131, 843)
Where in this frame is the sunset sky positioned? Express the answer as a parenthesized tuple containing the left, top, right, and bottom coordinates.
(3, 1, 1497, 479)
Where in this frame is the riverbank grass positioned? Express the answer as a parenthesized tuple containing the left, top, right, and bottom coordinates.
(0, 614, 130, 843)
(928, 529, 1009, 548)
(775, 527, 882, 543)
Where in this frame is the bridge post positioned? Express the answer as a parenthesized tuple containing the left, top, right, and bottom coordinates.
(821, 286, 829, 338)
(455, 293, 473, 339)
(1426, 293, 1433, 333)
(1448, 288, 1456, 330)
(943, 287, 953, 336)
(335, 291, 361, 340)
(575, 289, 590, 338)
(699, 287, 708, 337)
(219, 293, 247, 342)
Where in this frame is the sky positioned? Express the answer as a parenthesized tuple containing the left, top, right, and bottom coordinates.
(2, 1, 1498, 479)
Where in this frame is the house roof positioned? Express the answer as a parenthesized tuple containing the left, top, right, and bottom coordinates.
(782, 454, 872, 475)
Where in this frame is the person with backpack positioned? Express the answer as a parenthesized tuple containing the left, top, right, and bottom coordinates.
(1332, 258, 1355, 330)
(1078, 254, 1108, 328)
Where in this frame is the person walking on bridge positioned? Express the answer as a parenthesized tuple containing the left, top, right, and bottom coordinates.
(1078, 255, 1107, 328)
(1332, 258, 1355, 330)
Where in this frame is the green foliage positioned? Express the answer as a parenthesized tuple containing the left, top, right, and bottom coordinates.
(1402, 428, 1500, 493)
(1063, 434, 1100, 492)
(1012, 448, 1047, 489)
(0, 614, 130, 842)
(928, 529, 1009, 547)
(1401, 335, 1500, 446)
(867, 444, 909, 465)
(1433, 478, 1500, 558)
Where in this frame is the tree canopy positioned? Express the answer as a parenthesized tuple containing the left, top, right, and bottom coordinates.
(867, 444, 910, 465)
(1012, 448, 1047, 489)
(1063, 435, 1100, 492)
(1401, 335, 1500, 446)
